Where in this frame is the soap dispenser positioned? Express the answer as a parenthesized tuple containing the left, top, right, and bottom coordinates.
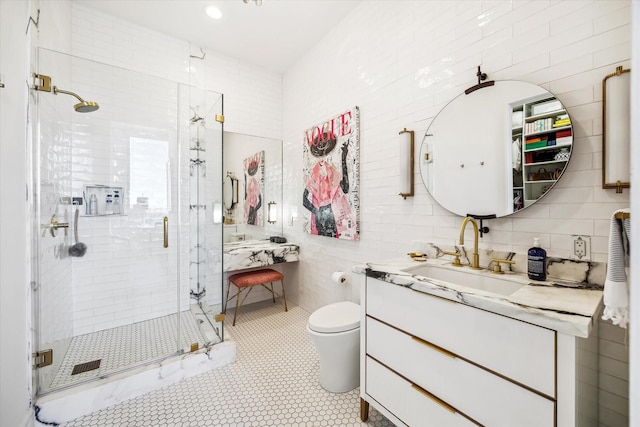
(527, 237, 547, 281)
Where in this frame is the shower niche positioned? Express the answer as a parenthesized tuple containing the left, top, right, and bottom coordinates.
(83, 185, 124, 216)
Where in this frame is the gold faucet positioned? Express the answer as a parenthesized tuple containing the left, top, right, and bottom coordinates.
(459, 216, 481, 269)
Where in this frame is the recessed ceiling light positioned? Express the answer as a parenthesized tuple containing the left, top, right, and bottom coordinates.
(205, 5, 222, 20)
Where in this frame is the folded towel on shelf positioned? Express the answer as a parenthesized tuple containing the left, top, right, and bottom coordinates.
(602, 208, 631, 328)
(512, 137, 521, 172)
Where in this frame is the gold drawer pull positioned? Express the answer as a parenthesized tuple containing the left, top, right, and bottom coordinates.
(411, 383, 456, 414)
(411, 336, 456, 359)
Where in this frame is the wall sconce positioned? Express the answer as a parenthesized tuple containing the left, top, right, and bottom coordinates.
(399, 128, 415, 199)
(267, 201, 277, 224)
(289, 210, 298, 226)
(602, 65, 631, 193)
(213, 202, 223, 224)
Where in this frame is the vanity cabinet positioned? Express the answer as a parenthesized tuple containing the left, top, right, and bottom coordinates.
(360, 276, 598, 427)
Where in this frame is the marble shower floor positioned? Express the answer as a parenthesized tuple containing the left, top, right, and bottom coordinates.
(61, 300, 395, 427)
(46, 308, 219, 391)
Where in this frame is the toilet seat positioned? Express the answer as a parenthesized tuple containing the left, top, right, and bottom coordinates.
(308, 301, 360, 333)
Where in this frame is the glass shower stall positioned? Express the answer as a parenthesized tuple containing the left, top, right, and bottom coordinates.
(31, 48, 225, 395)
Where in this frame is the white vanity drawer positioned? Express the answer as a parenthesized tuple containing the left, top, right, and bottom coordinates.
(366, 356, 477, 427)
(366, 277, 556, 397)
(367, 317, 555, 427)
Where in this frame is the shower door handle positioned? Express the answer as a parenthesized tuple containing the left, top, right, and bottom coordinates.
(163, 216, 168, 248)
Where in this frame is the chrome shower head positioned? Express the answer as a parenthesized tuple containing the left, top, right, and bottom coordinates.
(53, 86, 100, 113)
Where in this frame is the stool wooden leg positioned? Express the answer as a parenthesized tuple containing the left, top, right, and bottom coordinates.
(280, 279, 288, 312)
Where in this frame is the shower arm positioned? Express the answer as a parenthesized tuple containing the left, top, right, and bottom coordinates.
(33, 74, 99, 113)
(53, 86, 86, 103)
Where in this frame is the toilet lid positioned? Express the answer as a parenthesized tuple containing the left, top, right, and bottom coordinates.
(308, 301, 360, 333)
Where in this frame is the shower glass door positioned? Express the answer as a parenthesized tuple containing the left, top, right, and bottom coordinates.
(32, 49, 223, 396)
(180, 86, 225, 343)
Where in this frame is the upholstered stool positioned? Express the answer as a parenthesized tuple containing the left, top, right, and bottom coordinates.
(225, 268, 287, 326)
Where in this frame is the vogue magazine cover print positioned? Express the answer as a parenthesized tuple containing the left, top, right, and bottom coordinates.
(302, 107, 360, 241)
(244, 151, 264, 226)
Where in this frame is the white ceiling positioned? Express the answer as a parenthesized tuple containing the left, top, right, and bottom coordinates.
(75, 0, 361, 73)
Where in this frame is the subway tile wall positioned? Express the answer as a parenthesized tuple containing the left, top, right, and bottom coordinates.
(67, 61, 183, 335)
(281, 1, 630, 425)
(30, 2, 283, 337)
(38, 0, 630, 425)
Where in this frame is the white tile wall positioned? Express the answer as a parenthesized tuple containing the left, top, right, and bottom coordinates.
(62, 56, 184, 335)
(281, 1, 631, 425)
(37, 0, 631, 425)
(34, 3, 284, 334)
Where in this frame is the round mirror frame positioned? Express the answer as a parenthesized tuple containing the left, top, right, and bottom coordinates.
(223, 174, 237, 211)
(419, 80, 573, 218)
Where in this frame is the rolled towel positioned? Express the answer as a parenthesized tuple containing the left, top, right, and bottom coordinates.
(602, 209, 631, 328)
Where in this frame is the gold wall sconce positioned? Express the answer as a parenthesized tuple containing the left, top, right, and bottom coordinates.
(602, 65, 631, 193)
(213, 202, 223, 224)
(267, 201, 277, 224)
(399, 128, 415, 199)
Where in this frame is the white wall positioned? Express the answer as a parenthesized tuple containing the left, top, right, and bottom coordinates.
(0, 2, 34, 427)
(3, 0, 634, 425)
(281, 1, 631, 425)
(29, 2, 284, 335)
(629, 2, 639, 426)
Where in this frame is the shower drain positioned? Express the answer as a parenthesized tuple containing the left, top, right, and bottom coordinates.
(71, 359, 101, 375)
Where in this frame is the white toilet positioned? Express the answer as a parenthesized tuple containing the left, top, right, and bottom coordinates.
(307, 301, 361, 393)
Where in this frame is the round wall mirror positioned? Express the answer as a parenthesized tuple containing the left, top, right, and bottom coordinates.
(419, 80, 573, 218)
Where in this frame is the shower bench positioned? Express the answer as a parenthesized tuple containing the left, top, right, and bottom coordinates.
(225, 268, 288, 326)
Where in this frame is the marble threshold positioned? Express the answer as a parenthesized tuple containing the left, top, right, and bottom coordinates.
(354, 257, 603, 338)
(34, 341, 236, 426)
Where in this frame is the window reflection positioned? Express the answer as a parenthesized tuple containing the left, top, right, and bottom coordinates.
(129, 137, 169, 211)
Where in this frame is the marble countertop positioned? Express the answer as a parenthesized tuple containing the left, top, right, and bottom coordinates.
(354, 257, 603, 338)
(223, 239, 299, 272)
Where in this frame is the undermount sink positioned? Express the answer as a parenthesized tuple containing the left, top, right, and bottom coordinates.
(401, 263, 526, 296)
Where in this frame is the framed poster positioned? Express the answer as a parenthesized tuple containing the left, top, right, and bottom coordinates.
(302, 106, 360, 241)
(243, 150, 264, 226)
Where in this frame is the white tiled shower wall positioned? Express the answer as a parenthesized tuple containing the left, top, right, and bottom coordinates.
(36, 0, 630, 425)
(66, 56, 184, 335)
(36, 1, 281, 336)
(280, 1, 630, 425)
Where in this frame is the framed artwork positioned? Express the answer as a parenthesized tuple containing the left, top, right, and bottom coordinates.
(302, 106, 360, 241)
(243, 151, 264, 226)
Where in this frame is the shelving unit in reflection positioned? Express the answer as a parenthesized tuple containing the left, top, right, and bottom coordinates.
(511, 97, 572, 211)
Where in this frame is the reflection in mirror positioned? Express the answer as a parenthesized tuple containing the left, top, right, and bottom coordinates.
(419, 81, 573, 218)
(223, 173, 238, 213)
(223, 132, 282, 243)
